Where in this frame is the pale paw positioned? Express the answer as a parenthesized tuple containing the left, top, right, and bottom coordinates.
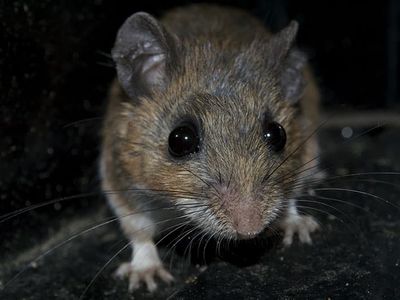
(114, 262, 174, 292)
(280, 214, 319, 247)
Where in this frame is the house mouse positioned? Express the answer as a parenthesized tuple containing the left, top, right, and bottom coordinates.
(100, 4, 321, 292)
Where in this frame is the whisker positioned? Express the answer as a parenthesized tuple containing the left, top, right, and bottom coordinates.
(262, 118, 329, 184)
(290, 198, 363, 233)
(267, 124, 390, 190)
(62, 117, 103, 129)
(314, 187, 400, 211)
(202, 229, 218, 263)
(297, 193, 379, 218)
(0, 187, 209, 224)
(282, 169, 400, 196)
(182, 226, 208, 262)
(196, 229, 210, 261)
(270, 163, 322, 188)
(79, 214, 203, 299)
(97, 61, 115, 68)
(180, 166, 220, 197)
(2, 202, 208, 290)
(96, 50, 112, 59)
(165, 226, 200, 269)
(279, 204, 359, 240)
(0, 192, 100, 224)
(79, 241, 131, 300)
(215, 232, 223, 258)
(347, 178, 400, 190)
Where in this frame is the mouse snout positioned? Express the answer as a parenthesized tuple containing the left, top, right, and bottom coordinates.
(232, 205, 263, 239)
(217, 186, 264, 239)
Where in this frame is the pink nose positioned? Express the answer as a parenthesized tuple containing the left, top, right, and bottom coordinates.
(232, 205, 263, 240)
(216, 185, 264, 239)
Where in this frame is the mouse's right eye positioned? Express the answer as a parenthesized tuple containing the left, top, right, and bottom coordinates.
(168, 122, 200, 158)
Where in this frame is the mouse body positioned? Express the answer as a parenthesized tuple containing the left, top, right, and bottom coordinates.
(100, 4, 320, 292)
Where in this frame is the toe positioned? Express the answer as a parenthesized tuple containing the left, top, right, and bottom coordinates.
(283, 234, 293, 247)
(128, 272, 140, 292)
(282, 227, 294, 246)
(298, 229, 312, 245)
(114, 262, 131, 279)
(305, 216, 319, 232)
(114, 261, 174, 293)
(157, 268, 174, 284)
(144, 272, 157, 292)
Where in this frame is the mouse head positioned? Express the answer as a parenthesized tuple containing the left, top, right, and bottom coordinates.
(111, 12, 309, 240)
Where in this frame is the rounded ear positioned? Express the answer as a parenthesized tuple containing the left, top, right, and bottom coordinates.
(268, 21, 306, 104)
(281, 49, 307, 105)
(112, 12, 178, 100)
(268, 20, 299, 65)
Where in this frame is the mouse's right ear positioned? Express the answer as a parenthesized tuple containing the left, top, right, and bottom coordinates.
(112, 12, 178, 100)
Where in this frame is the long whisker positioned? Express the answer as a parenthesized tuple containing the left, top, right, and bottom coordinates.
(296, 194, 379, 218)
(0, 187, 209, 224)
(180, 166, 220, 197)
(203, 229, 218, 264)
(271, 163, 322, 188)
(0, 192, 100, 223)
(182, 226, 208, 262)
(165, 226, 200, 269)
(106, 203, 205, 254)
(279, 204, 358, 239)
(262, 118, 329, 184)
(196, 229, 211, 261)
(267, 124, 389, 188)
(79, 213, 203, 299)
(287, 168, 400, 194)
(289, 199, 362, 233)
(288, 175, 400, 195)
(62, 117, 103, 129)
(2, 202, 208, 290)
(78, 241, 132, 300)
(314, 187, 400, 211)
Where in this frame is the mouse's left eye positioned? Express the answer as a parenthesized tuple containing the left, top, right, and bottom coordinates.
(263, 121, 286, 152)
(168, 122, 200, 158)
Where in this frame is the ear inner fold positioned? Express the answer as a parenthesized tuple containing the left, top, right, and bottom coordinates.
(112, 12, 177, 100)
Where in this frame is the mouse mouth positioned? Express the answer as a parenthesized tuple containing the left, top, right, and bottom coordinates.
(235, 229, 264, 240)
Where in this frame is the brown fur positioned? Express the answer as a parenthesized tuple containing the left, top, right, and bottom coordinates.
(101, 4, 320, 241)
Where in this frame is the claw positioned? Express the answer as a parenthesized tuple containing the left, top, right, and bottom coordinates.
(115, 262, 174, 292)
(144, 272, 157, 292)
(157, 267, 174, 283)
(281, 214, 319, 247)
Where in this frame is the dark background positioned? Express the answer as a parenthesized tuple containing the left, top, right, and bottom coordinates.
(0, 0, 399, 298)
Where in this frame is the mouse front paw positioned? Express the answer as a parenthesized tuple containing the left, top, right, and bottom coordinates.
(279, 213, 319, 246)
(114, 241, 173, 292)
(114, 261, 174, 292)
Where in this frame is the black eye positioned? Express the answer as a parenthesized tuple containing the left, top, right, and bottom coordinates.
(263, 121, 286, 152)
(168, 123, 200, 158)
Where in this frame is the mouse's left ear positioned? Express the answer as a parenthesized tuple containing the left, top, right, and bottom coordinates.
(269, 21, 307, 105)
(281, 49, 307, 105)
(111, 12, 179, 101)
